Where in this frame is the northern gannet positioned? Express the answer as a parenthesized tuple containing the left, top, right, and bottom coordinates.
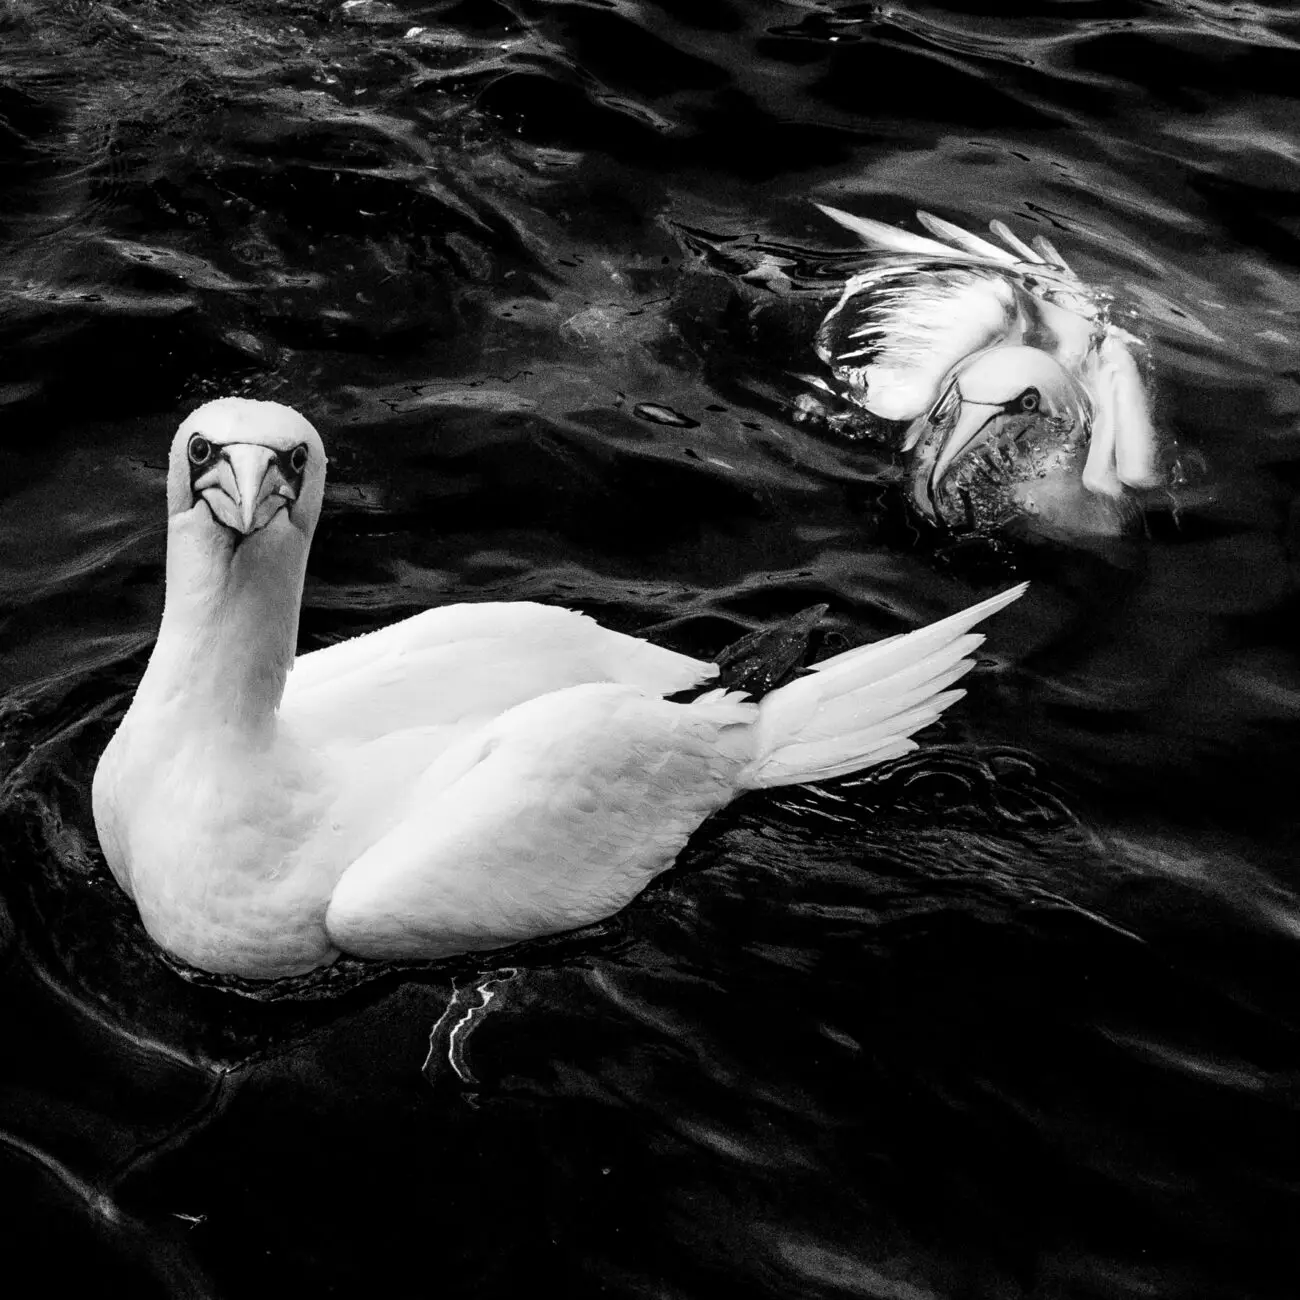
(810, 206, 1160, 533)
(92, 398, 1025, 980)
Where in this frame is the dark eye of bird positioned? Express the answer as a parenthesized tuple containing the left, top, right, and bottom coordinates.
(188, 435, 212, 465)
(290, 443, 308, 474)
(1017, 389, 1040, 413)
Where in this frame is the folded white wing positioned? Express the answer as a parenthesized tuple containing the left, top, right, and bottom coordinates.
(282, 601, 716, 746)
(324, 682, 757, 958)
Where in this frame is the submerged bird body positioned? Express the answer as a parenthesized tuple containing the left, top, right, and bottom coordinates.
(809, 206, 1160, 534)
(93, 398, 1024, 979)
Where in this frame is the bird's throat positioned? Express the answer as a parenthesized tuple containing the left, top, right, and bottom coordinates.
(139, 510, 307, 733)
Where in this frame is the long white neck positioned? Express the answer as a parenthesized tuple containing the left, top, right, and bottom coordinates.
(135, 510, 307, 736)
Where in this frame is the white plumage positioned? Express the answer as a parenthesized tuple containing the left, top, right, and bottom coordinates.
(812, 205, 1159, 526)
(92, 398, 1025, 979)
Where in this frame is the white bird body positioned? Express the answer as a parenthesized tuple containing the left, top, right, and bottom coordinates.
(93, 398, 1024, 980)
(812, 206, 1159, 530)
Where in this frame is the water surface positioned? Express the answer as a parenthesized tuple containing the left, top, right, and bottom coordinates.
(2, 2, 1299, 1297)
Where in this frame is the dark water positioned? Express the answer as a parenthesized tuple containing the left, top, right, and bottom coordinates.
(2, 1, 1299, 1296)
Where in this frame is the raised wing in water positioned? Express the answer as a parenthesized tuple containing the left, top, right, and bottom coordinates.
(812, 205, 1160, 532)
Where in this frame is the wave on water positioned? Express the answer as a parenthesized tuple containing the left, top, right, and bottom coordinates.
(2, 2, 1300, 1297)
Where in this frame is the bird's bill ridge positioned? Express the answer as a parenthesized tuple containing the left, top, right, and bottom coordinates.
(194, 442, 298, 535)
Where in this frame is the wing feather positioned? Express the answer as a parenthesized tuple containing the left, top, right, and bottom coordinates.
(988, 219, 1043, 264)
(814, 203, 957, 257)
(1033, 234, 1072, 272)
(323, 683, 755, 959)
(915, 211, 1018, 265)
(816, 266, 1021, 421)
(282, 602, 716, 746)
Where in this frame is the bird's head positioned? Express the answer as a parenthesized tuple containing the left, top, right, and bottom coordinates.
(168, 397, 326, 548)
(157, 398, 329, 706)
(905, 345, 1099, 533)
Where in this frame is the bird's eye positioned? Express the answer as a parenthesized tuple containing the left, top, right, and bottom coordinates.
(289, 443, 309, 474)
(1018, 389, 1040, 413)
(188, 435, 213, 465)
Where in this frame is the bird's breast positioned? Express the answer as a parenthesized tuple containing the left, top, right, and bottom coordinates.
(97, 712, 344, 977)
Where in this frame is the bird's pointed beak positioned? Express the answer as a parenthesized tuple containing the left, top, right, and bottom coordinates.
(194, 443, 293, 535)
(928, 398, 1004, 497)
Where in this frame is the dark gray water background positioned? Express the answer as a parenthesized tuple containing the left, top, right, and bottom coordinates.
(2, 2, 1299, 1297)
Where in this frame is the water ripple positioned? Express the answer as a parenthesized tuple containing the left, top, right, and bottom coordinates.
(2, 1, 1299, 1296)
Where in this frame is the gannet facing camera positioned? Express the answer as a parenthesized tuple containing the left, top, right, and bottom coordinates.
(812, 205, 1161, 537)
(92, 397, 1025, 980)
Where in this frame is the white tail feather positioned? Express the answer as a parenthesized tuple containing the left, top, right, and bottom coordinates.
(741, 584, 1026, 789)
